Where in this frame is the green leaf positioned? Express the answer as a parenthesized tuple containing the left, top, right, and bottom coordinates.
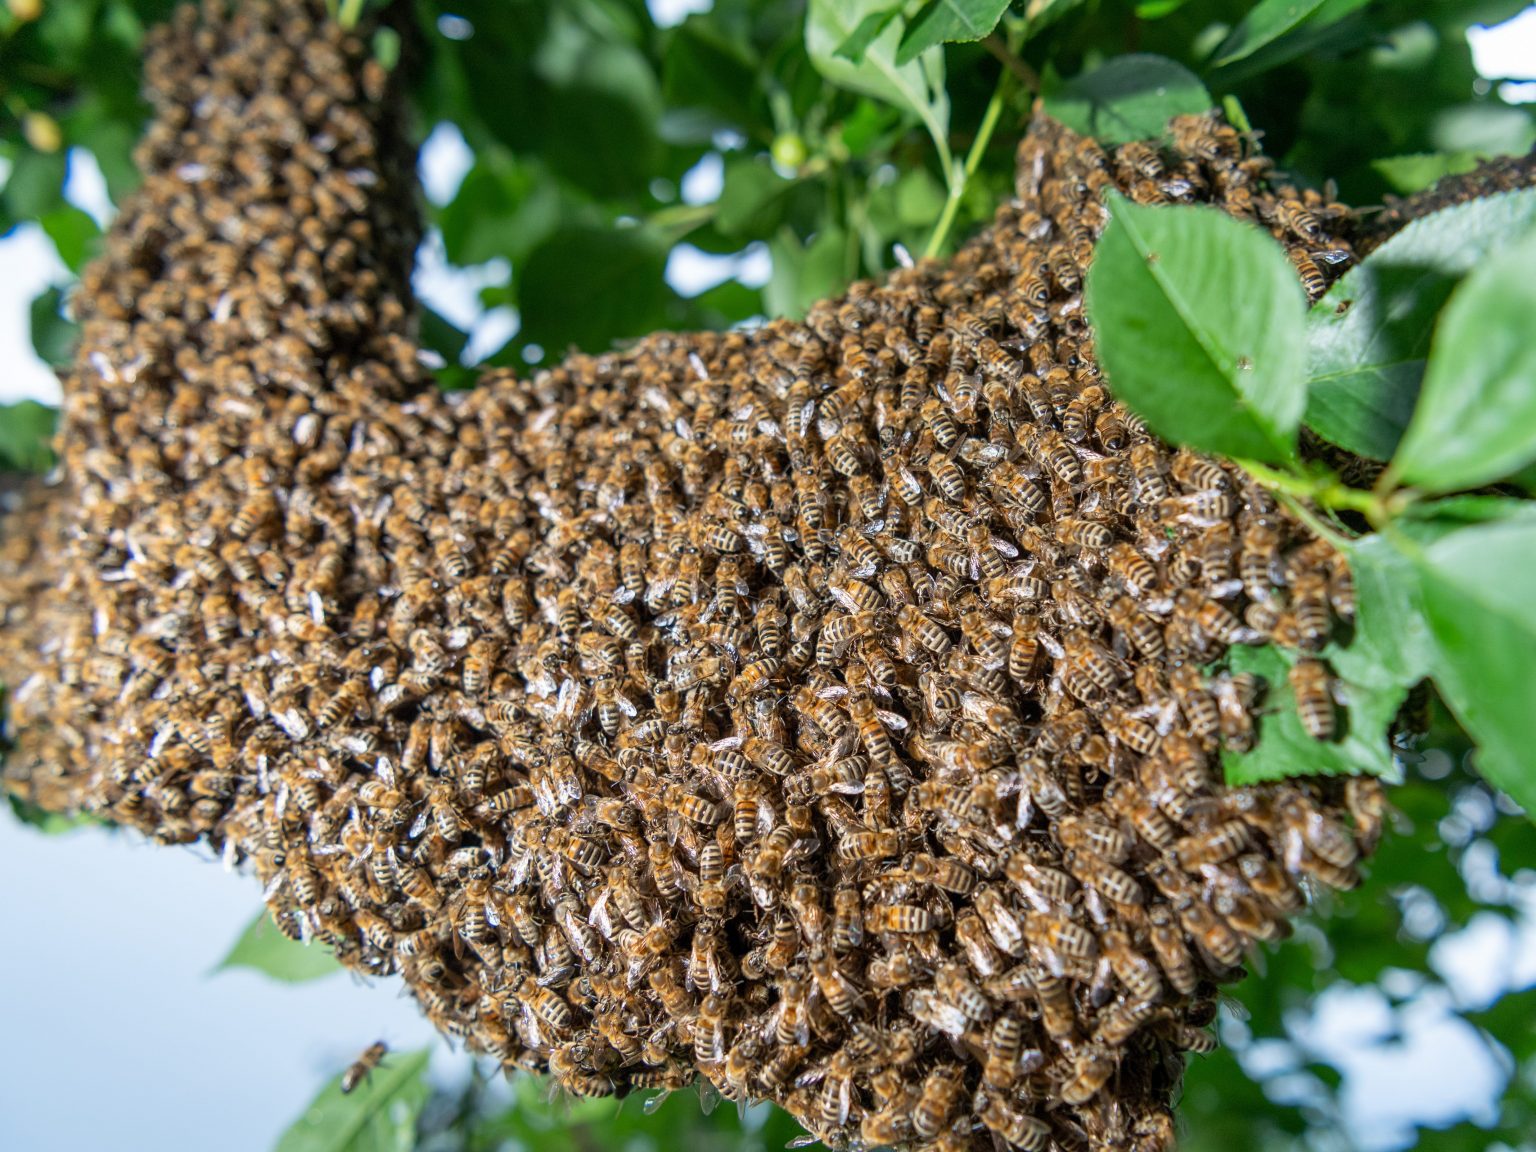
(1042, 54, 1211, 146)
(1405, 509, 1536, 814)
(418, 307, 469, 368)
(1344, 533, 1435, 684)
(1211, 0, 1367, 68)
(275, 1048, 431, 1152)
(1304, 188, 1536, 461)
(0, 400, 58, 473)
(1371, 152, 1487, 196)
(438, 148, 562, 269)
(806, 0, 951, 172)
(834, 7, 901, 62)
(1220, 641, 1407, 786)
(39, 205, 102, 272)
(517, 226, 674, 355)
(715, 157, 794, 238)
(1389, 226, 1536, 493)
(1086, 195, 1306, 464)
(896, 0, 1011, 65)
(1023, 0, 1086, 34)
(29, 286, 77, 369)
(7, 794, 96, 834)
(214, 909, 344, 983)
(765, 225, 849, 321)
(2, 148, 68, 221)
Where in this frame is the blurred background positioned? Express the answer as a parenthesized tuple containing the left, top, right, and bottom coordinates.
(3, 0, 1536, 1149)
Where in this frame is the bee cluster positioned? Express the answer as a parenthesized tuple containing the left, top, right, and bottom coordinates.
(0, 2, 1464, 1149)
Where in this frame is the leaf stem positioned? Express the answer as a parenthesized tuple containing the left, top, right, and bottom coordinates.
(981, 33, 1040, 94)
(924, 66, 1012, 260)
(1235, 457, 1394, 529)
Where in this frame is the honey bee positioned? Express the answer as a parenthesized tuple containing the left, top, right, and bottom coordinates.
(1061, 1043, 1117, 1106)
(1289, 657, 1337, 740)
(810, 952, 864, 1017)
(1065, 848, 1143, 906)
(341, 1041, 388, 1094)
(1056, 814, 1131, 864)
(1034, 968, 1079, 1039)
(1210, 670, 1261, 752)
(867, 903, 938, 934)
(912, 1064, 965, 1139)
(977, 1090, 1051, 1150)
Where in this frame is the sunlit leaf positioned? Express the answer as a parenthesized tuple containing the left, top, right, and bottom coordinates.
(1389, 226, 1536, 493)
(1086, 195, 1306, 463)
(896, 0, 1010, 65)
(275, 1048, 431, 1152)
(1304, 187, 1536, 461)
(806, 0, 951, 173)
(214, 908, 343, 983)
(1220, 640, 1407, 787)
(1372, 151, 1488, 195)
(1042, 54, 1210, 146)
(1211, 0, 1370, 69)
(0, 400, 58, 473)
(1402, 508, 1536, 814)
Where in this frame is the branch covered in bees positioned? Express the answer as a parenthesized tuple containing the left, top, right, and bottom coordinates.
(2, 2, 1531, 1149)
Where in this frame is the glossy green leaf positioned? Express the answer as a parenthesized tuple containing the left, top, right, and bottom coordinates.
(1023, 0, 1086, 34)
(1211, 0, 1370, 69)
(1405, 509, 1536, 814)
(1304, 188, 1536, 461)
(29, 286, 77, 369)
(1220, 640, 1407, 787)
(896, 0, 1010, 65)
(765, 225, 849, 321)
(214, 909, 343, 983)
(834, 6, 901, 62)
(1344, 533, 1435, 684)
(1042, 54, 1211, 146)
(39, 205, 101, 272)
(517, 226, 674, 355)
(2, 149, 68, 221)
(1390, 226, 1536, 493)
(1086, 195, 1306, 464)
(0, 400, 59, 473)
(438, 149, 563, 269)
(715, 157, 794, 238)
(275, 1048, 431, 1152)
(1372, 151, 1487, 195)
(806, 0, 951, 171)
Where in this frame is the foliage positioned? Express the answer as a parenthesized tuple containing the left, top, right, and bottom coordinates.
(1084, 187, 1536, 816)
(214, 908, 345, 984)
(276, 1047, 432, 1152)
(5, 0, 1536, 1150)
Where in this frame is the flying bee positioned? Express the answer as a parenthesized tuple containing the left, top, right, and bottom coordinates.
(341, 1042, 388, 1094)
(1289, 657, 1337, 740)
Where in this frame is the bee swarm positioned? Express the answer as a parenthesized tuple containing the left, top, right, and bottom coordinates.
(4, 2, 1524, 1148)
